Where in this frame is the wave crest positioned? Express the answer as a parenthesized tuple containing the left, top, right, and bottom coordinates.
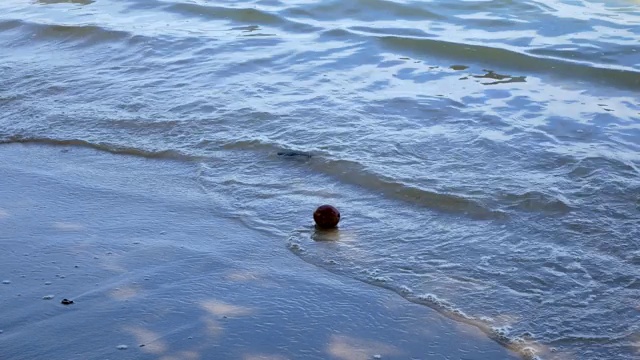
(0, 136, 200, 161)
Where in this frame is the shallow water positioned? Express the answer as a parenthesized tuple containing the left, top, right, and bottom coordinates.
(1, 0, 639, 359)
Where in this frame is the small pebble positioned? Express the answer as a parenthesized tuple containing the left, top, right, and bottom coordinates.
(45, 281, 52, 285)
(74, 265, 79, 268)
(43, 295, 55, 300)
(0, 330, 4, 334)
(373, 355, 382, 360)
(116, 345, 128, 350)
(2, 280, 10, 284)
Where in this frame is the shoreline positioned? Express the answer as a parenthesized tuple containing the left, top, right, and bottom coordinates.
(0, 143, 522, 360)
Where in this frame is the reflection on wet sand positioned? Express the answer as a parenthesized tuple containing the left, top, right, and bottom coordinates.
(200, 299, 255, 317)
(327, 334, 399, 360)
(124, 326, 169, 354)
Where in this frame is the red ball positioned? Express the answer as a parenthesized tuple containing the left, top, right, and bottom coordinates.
(313, 205, 340, 229)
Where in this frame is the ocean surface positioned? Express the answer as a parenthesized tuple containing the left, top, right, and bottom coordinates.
(1, 0, 639, 359)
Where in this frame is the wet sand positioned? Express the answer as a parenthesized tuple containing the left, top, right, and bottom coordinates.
(0, 144, 521, 360)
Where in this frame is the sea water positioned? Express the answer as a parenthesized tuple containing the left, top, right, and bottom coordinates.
(0, 0, 639, 359)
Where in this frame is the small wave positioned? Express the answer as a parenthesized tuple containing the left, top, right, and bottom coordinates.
(568, 155, 640, 179)
(0, 136, 201, 161)
(167, 3, 283, 24)
(501, 191, 572, 213)
(290, 0, 443, 22)
(165, 2, 317, 33)
(4, 20, 130, 45)
(219, 138, 505, 219)
(36, 0, 94, 4)
(359, 32, 640, 90)
(0, 19, 22, 31)
(382, 286, 544, 360)
(310, 158, 506, 220)
(221, 138, 290, 152)
(357, 0, 444, 20)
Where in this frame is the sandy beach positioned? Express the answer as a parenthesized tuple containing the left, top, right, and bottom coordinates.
(0, 144, 521, 360)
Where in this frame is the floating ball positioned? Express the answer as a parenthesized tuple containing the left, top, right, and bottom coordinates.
(313, 205, 340, 229)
